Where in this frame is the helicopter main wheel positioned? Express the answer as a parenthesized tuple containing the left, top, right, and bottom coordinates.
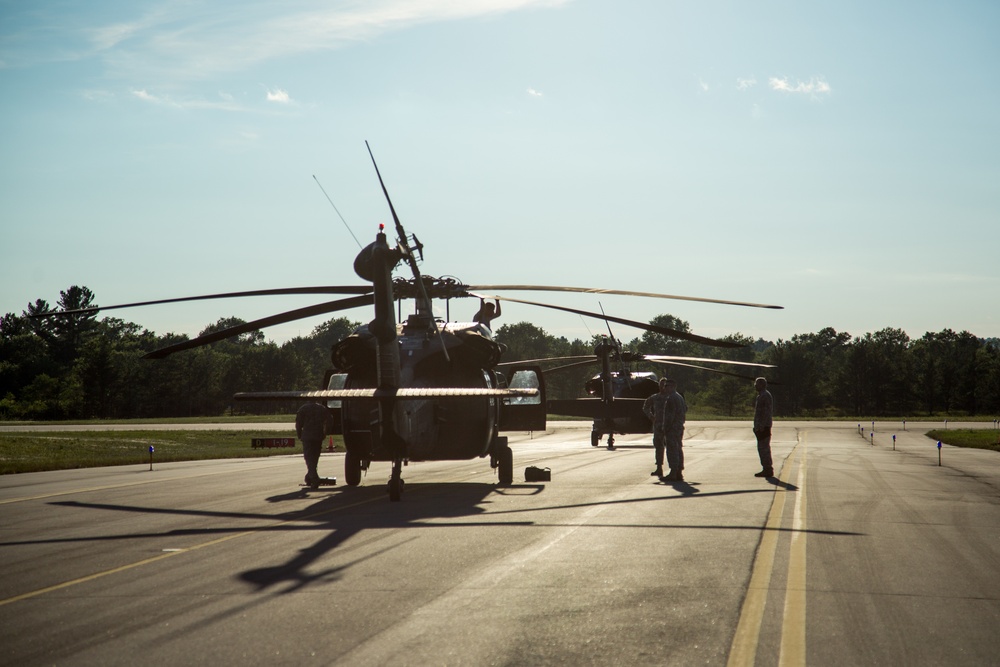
(388, 459, 404, 501)
(497, 444, 513, 486)
(345, 450, 363, 487)
(607, 434, 615, 450)
(591, 431, 601, 447)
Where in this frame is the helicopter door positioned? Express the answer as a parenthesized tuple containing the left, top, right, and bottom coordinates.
(322, 370, 348, 435)
(499, 365, 546, 432)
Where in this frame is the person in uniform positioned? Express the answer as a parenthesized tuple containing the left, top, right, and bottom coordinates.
(659, 378, 687, 482)
(753, 377, 774, 478)
(641, 378, 671, 478)
(473, 298, 502, 329)
(296, 401, 335, 486)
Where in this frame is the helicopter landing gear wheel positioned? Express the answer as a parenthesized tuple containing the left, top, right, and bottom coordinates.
(345, 450, 363, 487)
(497, 443, 513, 486)
(388, 459, 404, 501)
(607, 434, 615, 450)
(591, 431, 600, 447)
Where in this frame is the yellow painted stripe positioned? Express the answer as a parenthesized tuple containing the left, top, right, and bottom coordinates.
(780, 434, 807, 666)
(727, 443, 800, 666)
(0, 495, 380, 607)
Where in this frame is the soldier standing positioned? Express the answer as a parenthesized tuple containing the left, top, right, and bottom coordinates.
(660, 378, 687, 482)
(753, 377, 774, 478)
(296, 401, 335, 487)
(643, 378, 670, 478)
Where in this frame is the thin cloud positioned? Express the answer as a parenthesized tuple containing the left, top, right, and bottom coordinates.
(769, 77, 831, 95)
(82, 0, 572, 81)
(130, 88, 251, 112)
(526, 88, 543, 97)
(737, 77, 757, 91)
(132, 88, 167, 105)
(266, 88, 291, 103)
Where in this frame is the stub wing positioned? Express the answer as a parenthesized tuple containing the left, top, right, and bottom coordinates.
(234, 387, 539, 402)
(547, 398, 646, 419)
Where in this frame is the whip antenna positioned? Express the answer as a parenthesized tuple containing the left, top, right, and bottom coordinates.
(313, 175, 362, 249)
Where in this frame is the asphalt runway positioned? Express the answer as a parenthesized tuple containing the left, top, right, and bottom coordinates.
(1, 421, 998, 666)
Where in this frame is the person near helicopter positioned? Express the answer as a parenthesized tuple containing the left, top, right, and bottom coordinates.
(296, 400, 336, 486)
(643, 377, 687, 481)
(473, 298, 502, 329)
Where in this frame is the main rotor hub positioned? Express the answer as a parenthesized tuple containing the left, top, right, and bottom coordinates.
(392, 275, 469, 300)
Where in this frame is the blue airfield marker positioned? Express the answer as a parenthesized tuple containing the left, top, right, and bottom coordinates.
(149, 445, 154, 471)
(892, 434, 896, 451)
(937, 440, 942, 467)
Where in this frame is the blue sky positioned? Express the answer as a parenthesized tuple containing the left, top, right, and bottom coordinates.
(2, 0, 998, 347)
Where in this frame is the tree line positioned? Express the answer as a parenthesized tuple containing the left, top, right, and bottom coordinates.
(2, 287, 998, 420)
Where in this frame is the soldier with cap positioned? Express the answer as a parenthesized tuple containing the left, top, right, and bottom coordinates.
(659, 378, 687, 482)
(643, 377, 687, 480)
(643, 378, 669, 477)
(752, 377, 774, 478)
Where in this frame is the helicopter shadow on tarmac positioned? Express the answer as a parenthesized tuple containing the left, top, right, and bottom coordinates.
(39, 480, 537, 595)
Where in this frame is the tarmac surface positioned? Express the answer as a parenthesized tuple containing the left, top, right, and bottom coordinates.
(1, 420, 998, 666)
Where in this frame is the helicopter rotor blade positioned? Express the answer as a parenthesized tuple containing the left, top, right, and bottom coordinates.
(467, 284, 783, 310)
(496, 355, 598, 367)
(535, 359, 604, 374)
(470, 292, 743, 349)
(32, 286, 374, 319)
(143, 294, 374, 359)
(645, 358, 763, 381)
(644, 355, 775, 368)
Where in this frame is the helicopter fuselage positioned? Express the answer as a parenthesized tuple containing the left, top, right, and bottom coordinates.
(332, 320, 503, 461)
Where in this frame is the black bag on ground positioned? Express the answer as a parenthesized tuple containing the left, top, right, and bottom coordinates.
(524, 466, 551, 482)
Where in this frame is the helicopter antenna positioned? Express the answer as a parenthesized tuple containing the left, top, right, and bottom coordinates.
(598, 302, 617, 343)
(599, 302, 634, 381)
(365, 141, 449, 362)
(313, 175, 362, 249)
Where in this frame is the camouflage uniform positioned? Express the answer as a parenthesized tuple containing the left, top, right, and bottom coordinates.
(753, 386, 774, 475)
(661, 390, 687, 475)
(643, 391, 670, 469)
(296, 402, 334, 484)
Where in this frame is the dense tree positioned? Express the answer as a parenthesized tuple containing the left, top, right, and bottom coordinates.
(3, 287, 999, 420)
(769, 328, 851, 416)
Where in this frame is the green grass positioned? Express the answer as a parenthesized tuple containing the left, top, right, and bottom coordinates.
(0, 414, 296, 426)
(0, 430, 344, 475)
(927, 429, 1000, 453)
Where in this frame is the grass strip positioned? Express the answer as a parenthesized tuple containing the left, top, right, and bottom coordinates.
(927, 429, 1000, 453)
(0, 430, 344, 475)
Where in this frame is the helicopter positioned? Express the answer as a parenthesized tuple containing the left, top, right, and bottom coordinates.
(500, 334, 774, 449)
(37, 143, 782, 500)
(501, 332, 776, 449)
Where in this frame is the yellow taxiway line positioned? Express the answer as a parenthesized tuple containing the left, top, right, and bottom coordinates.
(728, 433, 808, 666)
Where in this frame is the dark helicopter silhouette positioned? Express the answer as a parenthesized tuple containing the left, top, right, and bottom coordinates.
(502, 333, 775, 449)
(37, 142, 782, 500)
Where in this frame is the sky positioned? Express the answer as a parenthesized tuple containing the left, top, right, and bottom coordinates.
(2, 0, 998, 350)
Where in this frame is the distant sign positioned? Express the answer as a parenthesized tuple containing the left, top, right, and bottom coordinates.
(252, 438, 296, 449)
